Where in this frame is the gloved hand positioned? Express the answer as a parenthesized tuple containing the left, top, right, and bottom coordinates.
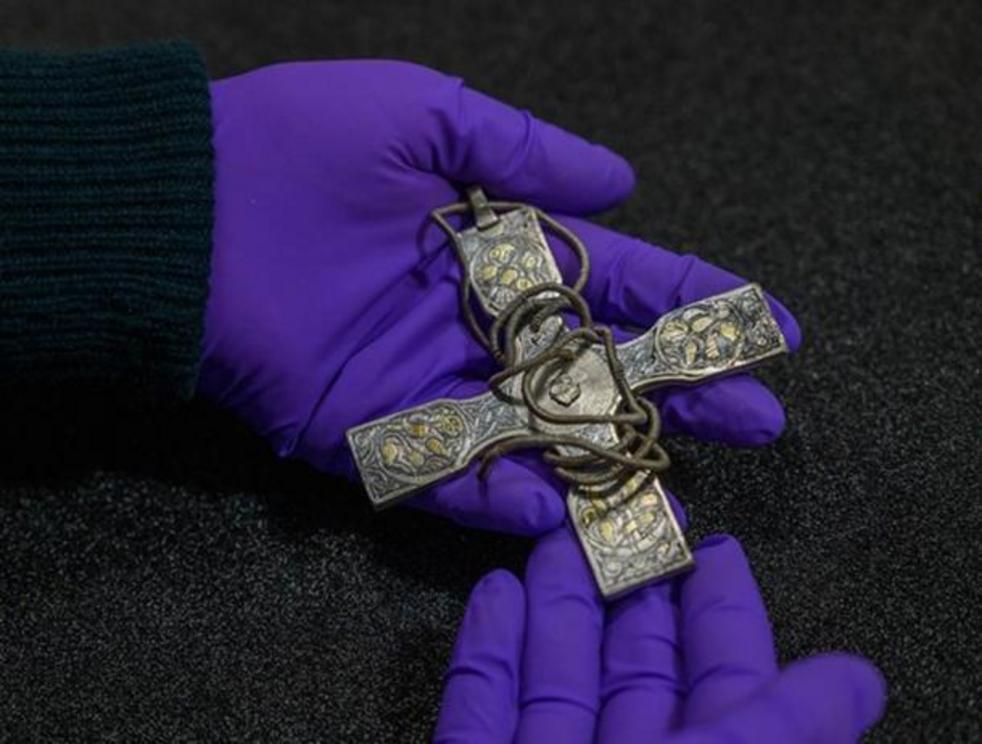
(200, 61, 801, 535)
(434, 527, 886, 743)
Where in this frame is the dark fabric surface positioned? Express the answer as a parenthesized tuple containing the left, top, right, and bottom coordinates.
(0, 41, 213, 400)
(0, 1, 978, 741)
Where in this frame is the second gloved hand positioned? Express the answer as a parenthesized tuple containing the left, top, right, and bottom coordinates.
(435, 528, 886, 743)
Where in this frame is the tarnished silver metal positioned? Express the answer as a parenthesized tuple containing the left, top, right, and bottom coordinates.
(456, 203, 564, 316)
(466, 184, 500, 231)
(346, 282, 786, 507)
(346, 190, 789, 598)
(570, 472, 693, 598)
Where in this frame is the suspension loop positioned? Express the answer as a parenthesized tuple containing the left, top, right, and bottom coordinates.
(431, 192, 668, 493)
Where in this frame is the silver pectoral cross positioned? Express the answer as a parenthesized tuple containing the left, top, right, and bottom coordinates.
(347, 191, 788, 598)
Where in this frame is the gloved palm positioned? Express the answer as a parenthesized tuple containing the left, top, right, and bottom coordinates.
(435, 527, 886, 743)
(200, 61, 800, 535)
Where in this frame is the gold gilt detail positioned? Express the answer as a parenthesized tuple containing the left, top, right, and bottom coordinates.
(472, 239, 554, 309)
(377, 405, 466, 478)
(656, 299, 746, 371)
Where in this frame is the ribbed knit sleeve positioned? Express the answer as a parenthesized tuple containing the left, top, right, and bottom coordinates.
(0, 41, 213, 401)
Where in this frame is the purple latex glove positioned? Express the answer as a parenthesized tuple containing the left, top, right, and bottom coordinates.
(435, 528, 886, 743)
(200, 61, 801, 535)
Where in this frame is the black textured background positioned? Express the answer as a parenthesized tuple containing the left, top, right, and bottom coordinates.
(0, 1, 979, 741)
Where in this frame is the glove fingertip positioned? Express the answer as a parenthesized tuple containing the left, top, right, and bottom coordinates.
(471, 568, 525, 606)
(531, 118, 636, 213)
(596, 145, 637, 206)
(523, 484, 568, 536)
(660, 376, 787, 447)
(483, 460, 567, 536)
(739, 389, 787, 445)
(819, 653, 889, 731)
(785, 653, 888, 737)
(693, 532, 742, 554)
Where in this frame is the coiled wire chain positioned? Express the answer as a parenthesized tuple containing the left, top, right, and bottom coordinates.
(431, 189, 670, 490)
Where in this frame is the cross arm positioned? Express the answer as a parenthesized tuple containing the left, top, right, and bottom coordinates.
(345, 390, 527, 509)
(569, 472, 693, 598)
(617, 284, 789, 392)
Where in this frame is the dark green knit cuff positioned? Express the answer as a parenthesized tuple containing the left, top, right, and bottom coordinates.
(0, 41, 213, 402)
